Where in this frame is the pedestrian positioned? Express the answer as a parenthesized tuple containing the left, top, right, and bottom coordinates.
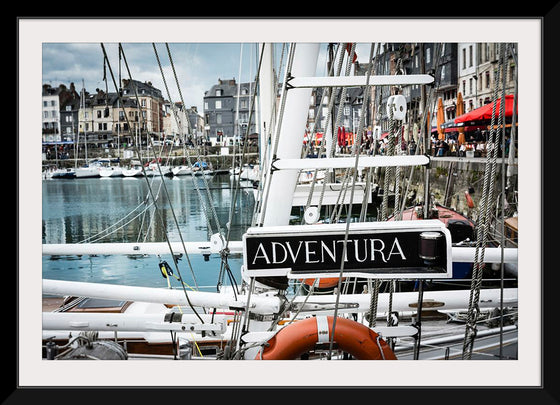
(408, 139, 416, 155)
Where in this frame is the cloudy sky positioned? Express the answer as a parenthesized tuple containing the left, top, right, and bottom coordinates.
(41, 41, 374, 112)
(42, 42, 273, 112)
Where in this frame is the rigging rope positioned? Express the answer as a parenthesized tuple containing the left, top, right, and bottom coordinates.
(328, 43, 376, 359)
(102, 43, 204, 323)
(163, 43, 224, 237)
(462, 43, 508, 360)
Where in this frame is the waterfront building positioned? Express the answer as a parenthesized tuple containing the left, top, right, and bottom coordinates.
(121, 79, 165, 139)
(75, 79, 165, 151)
(459, 43, 517, 113)
(310, 86, 365, 143)
(43, 83, 80, 143)
(162, 102, 205, 144)
(58, 83, 81, 143)
(203, 78, 258, 146)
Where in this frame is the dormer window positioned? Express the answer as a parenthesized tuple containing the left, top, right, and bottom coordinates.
(216, 89, 223, 96)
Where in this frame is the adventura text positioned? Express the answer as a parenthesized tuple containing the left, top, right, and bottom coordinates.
(249, 237, 407, 267)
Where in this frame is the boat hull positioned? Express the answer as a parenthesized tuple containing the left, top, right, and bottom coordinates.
(75, 167, 101, 178)
(99, 167, 123, 178)
(51, 169, 76, 179)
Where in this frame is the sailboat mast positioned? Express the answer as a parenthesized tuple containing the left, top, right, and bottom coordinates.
(117, 45, 121, 162)
(258, 43, 274, 168)
(262, 43, 320, 226)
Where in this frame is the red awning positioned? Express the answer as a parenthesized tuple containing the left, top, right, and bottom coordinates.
(454, 95, 517, 124)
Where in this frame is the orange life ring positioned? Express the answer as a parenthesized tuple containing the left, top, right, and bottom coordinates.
(255, 316, 397, 360)
(301, 277, 345, 289)
(465, 191, 474, 209)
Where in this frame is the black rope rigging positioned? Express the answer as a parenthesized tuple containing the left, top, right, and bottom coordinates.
(100, 43, 204, 323)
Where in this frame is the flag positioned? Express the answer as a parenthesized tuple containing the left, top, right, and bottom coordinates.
(345, 43, 357, 63)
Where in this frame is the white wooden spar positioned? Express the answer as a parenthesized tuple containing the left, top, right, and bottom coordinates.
(41, 243, 517, 264)
(42, 312, 228, 333)
(42, 279, 281, 315)
(287, 74, 434, 88)
(42, 279, 516, 318)
(42, 241, 243, 256)
(272, 155, 430, 170)
(291, 288, 518, 316)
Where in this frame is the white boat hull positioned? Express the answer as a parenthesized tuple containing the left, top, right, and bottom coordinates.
(74, 167, 101, 178)
(50, 168, 76, 179)
(171, 166, 193, 176)
(99, 167, 123, 177)
(145, 165, 171, 177)
(122, 167, 143, 177)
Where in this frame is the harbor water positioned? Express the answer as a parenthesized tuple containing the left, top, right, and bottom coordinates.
(42, 173, 255, 292)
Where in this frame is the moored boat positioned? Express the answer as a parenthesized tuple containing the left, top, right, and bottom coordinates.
(74, 161, 102, 178)
(171, 165, 193, 176)
(122, 160, 144, 177)
(99, 166, 123, 178)
(50, 167, 76, 179)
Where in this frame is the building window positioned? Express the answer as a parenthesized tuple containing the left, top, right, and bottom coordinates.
(485, 71, 490, 89)
(462, 48, 466, 70)
(216, 113, 222, 124)
(216, 89, 222, 97)
(469, 78, 473, 95)
(469, 45, 473, 67)
(216, 100, 222, 109)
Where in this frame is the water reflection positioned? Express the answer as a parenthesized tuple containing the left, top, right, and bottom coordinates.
(42, 174, 255, 244)
(42, 174, 254, 289)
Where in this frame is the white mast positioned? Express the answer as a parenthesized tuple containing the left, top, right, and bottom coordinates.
(258, 43, 274, 167)
(261, 43, 320, 226)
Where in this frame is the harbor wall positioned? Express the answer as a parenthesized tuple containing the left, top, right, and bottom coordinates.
(42, 145, 260, 170)
(404, 157, 517, 222)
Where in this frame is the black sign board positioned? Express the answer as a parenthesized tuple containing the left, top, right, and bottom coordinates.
(243, 221, 452, 279)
